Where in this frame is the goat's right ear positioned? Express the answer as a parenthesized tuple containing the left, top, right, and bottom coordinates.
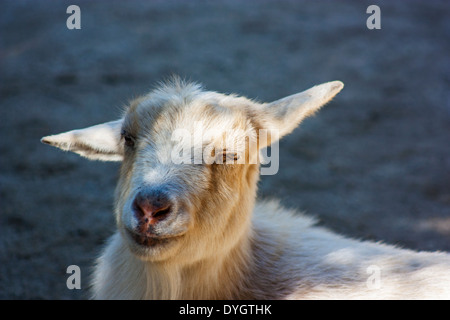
(40, 119, 124, 161)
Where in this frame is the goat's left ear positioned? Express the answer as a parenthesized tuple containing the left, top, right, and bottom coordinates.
(252, 81, 344, 148)
(40, 119, 124, 161)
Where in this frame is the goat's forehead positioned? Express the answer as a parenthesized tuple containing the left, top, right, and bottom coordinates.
(123, 91, 250, 136)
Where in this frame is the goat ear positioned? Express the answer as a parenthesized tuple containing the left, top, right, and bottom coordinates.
(253, 81, 344, 148)
(40, 119, 124, 161)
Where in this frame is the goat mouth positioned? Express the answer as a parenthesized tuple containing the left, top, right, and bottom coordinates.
(126, 229, 177, 247)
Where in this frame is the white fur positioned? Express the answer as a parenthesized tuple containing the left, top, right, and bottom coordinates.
(42, 79, 450, 300)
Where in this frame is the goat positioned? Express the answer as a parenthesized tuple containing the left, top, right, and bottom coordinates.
(41, 78, 450, 299)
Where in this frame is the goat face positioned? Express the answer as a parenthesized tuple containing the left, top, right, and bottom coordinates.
(41, 78, 343, 263)
(115, 82, 262, 262)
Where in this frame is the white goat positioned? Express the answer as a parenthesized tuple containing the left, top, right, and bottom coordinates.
(41, 79, 450, 299)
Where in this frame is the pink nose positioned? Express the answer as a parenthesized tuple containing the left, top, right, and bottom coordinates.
(132, 189, 172, 232)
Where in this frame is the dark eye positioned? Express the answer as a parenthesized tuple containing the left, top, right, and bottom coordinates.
(124, 136, 134, 147)
(121, 130, 135, 147)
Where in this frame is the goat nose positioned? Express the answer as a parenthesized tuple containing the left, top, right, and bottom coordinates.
(132, 190, 172, 227)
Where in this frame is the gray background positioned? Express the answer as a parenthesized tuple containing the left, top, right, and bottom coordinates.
(1, 0, 449, 299)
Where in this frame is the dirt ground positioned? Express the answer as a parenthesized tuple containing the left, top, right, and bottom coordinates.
(0, 0, 449, 299)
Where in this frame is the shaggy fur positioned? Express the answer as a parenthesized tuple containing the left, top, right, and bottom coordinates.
(42, 79, 450, 299)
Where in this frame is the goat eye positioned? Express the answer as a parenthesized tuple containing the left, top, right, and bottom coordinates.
(121, 130, 135, 147)
(124, 136, 135, 147)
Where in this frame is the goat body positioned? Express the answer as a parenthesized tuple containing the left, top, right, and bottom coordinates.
(42, 79, 450, 299)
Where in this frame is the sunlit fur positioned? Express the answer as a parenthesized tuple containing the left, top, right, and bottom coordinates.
(42, 79, 450, 299)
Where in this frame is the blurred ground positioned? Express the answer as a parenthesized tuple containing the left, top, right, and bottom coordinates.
(0, 0, 449, 299)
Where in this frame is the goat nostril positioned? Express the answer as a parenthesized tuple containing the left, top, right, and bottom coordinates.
(132, 188, 173, 227)
(132, 193, 172, 226)
(152, 206, 171, 219)
(132, 199, 145, 217)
